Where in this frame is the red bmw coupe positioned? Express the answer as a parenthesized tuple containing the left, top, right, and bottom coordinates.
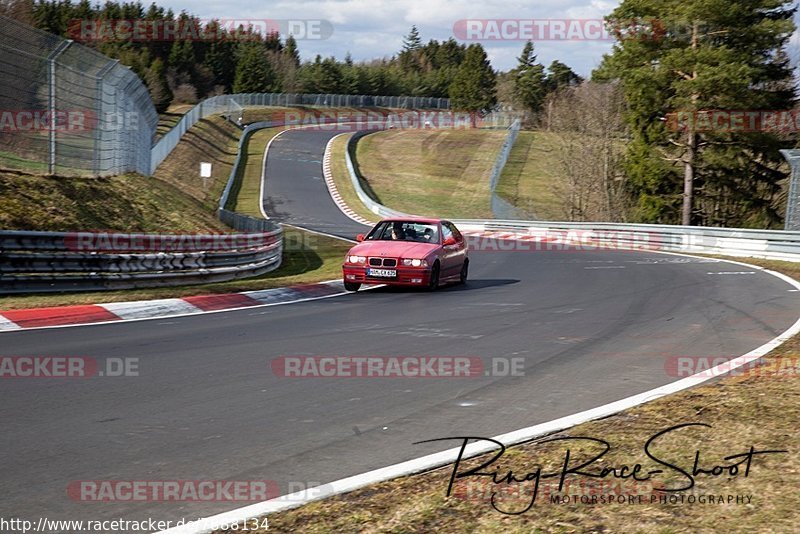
(342, 218, 469, 291)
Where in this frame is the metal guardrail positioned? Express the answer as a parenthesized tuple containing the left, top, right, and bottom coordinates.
(0, 113, 288, 295)
(340, 131, 800, 262)
(0, 227, 282, 294)
(151, 93, 452, 175)
(218, 121, 277, 215)
(343, 130, 413, 219)
(343, 124, 525, 221)
(450, 220, 800, 262)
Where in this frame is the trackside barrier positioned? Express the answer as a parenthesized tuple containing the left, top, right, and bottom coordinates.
(218, 120, 277, 215)
(342, 134, 800, 262)
(0, 226, 282, 294)
(151, 93, 451, 174)
(0, 114, 288, 294)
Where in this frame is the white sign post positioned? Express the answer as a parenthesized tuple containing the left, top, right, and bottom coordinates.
(200, 162, 212, 188)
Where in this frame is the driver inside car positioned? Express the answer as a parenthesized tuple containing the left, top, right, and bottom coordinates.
(391, 222, 406, 241)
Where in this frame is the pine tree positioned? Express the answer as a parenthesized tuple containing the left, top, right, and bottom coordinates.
(402, 25, 422, 52)
(449, 44, 496, 112)
(597, 0, 796, 227)
(399, 25, 424, 72)
(145, 57, 173, 113)
(283, 35, 300, 68)
(512, 42, 547, 114)
(546, 60, 583, 92)
(233, 42, 277, 93)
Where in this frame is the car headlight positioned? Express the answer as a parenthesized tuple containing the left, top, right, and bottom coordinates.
(347, 255, 367, 264)
(402, 258, 428, 267)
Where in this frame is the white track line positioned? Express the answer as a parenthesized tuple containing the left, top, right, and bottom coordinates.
(158, 251, 800, 534)
(0, 280, 352, 333)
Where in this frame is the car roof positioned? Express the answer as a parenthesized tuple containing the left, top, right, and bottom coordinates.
(378, 217, 442, 224)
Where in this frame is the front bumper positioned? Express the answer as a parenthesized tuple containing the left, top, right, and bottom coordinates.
(342, 266, 432, 286)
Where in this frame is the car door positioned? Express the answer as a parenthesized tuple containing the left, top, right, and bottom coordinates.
(441, 221, 466, 278)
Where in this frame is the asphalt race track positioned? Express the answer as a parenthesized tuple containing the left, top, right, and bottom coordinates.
(2, 127, 800, 530)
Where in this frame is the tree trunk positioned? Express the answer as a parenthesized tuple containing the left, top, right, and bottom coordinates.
(682, 129, 696, 225)
(682, 22, 699, 227)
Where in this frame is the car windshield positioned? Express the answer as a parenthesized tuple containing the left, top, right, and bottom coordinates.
(366, 221, 439, 243)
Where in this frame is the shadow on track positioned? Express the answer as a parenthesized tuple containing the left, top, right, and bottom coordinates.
(358, 279, 520, 294)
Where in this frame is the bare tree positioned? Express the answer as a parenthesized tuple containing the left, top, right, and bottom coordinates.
(547, 81, 630, 221)
(0, 0, 34, 24)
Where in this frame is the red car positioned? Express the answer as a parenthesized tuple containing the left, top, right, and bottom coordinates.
(342, 218, 469, 292)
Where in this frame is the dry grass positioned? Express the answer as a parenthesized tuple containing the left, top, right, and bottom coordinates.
(355, 129, 507, 219)
(152, 115, 242, 212)
(495, 131, 565, 220)
(0, 171, 226, 233)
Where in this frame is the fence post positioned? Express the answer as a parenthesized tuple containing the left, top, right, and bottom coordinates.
(781, 149, 800, 231)
(47, 39, 72, 174)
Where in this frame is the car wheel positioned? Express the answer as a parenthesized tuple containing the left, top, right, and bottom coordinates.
(459, 259, 469, 285)
(344, 282, 361, 292)
(427, 262, 440, 291)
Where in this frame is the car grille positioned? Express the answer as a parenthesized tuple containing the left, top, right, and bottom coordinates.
(369, 258, 397, 267)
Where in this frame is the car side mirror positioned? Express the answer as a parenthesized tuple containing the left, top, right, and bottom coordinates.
(443, 236, 457, 246)
(356, 234, 365, 242)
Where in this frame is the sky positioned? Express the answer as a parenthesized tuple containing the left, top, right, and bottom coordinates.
(158, 0, 800, 77)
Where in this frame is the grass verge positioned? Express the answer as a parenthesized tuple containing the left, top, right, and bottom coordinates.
(156, 104, 195, 139)
(495, 130, 565, 220)
(152, 115, 241, 212)
(0, 117, 352, 310)
(354, 129, 507, 219)
(227, 127, 284, 217)
(0, 170, 227, 233)
(216, 256, 800, 533)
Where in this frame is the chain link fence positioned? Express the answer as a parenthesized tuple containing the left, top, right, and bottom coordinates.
(780, 149, 800, 231)
(0, 15, 157, 177)
(150, 93, 451, 174)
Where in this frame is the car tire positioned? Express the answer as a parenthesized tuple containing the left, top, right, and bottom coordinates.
(459, 259, 469, 285)
(427, 262, 440, 291)
(344, 282, 361, 292)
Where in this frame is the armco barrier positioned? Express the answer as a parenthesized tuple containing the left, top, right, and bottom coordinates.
(151, 93, 452, 175)
(0, 225, 282, 294)
(344, 131, 412, 219)
(456, 220, 800, 262)
(340, 134, 800, 262)
(218, 120, 277, 215)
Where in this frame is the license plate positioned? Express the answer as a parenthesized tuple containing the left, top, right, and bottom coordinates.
(367, 268, 397, 278)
